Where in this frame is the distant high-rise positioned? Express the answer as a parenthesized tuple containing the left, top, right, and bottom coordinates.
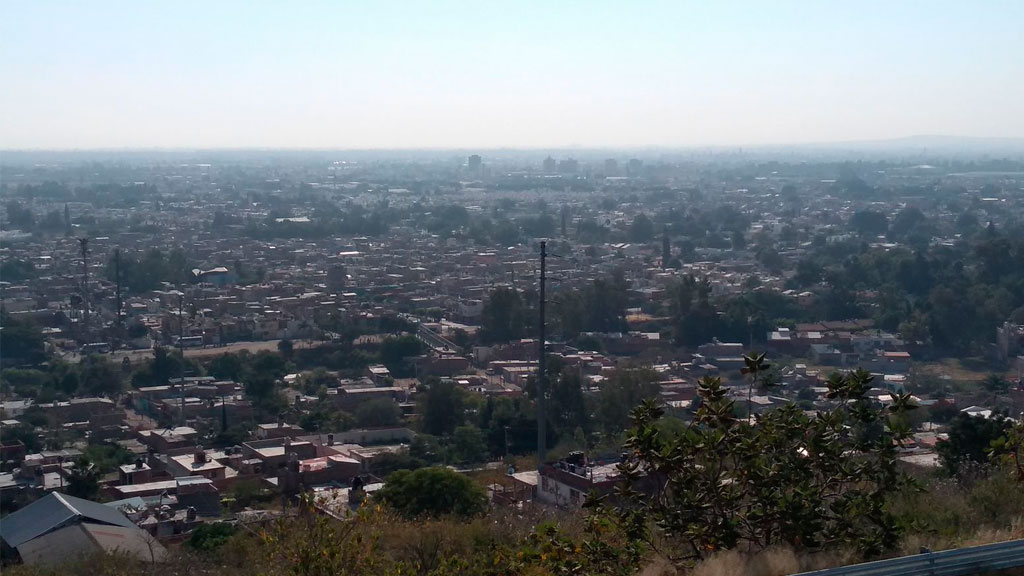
(627, 158, 643, 177)
(604, 158, 618, 176)
(557, 158, 578, 174)
(467, 154, 482, 175)
(542, 156, 557, 173)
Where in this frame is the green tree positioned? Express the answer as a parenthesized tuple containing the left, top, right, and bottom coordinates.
(548, 368, 589, 436)
(5, 201, 34, 228)
(0, 311, 47, 366)
(368, 451, 427, 476)
(355, 398, 402, 428)
(595, 369, 661, 437)
(379, 334, 423, 375)
(575, 333, 604, 353)
(628, 213, 655, 243)
(741, 352, 773, 420)
(982, 374, 1011, 393)
(0, 368, 49, 398)
(132, 346, 201, 387)
(937, 413, 1013, 474)
(187, 522, 237, 552)
(277, 338, 295, 360)
(252, 350, 288, 379)
(207, 352, 247, 381)
(66, 456, 100, 500)
(420, 378, 464, 436)
(849, 209, 889, 237)
(245, 373, 279, 407)
(887, 206, 928, 242)
(299, 368, 337, 395)
(756, 246, 784, 275)
(791, 258, 824, 288)
(599, 367, 918, 565)
(0, 258, 35, 282)
(375, 466, 487, 518)
(730, 229, 747, 250)
(3, 424, 42, 452)
(450, 425, 489, 465)
(583, 275, 628, 333)
(79, 354, 124, 396)
(480, 287, 527, 344)
(990, 419, 1024, 483)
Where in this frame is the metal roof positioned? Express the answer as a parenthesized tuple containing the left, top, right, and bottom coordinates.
(16, 522, 166, 566)
(792, 537, 1024, 576)
(0, 492, 136, 548)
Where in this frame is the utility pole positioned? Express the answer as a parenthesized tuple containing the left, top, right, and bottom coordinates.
(78, 238, 90, 341)
(221, 391, 229, 432)
(662, 225, 670, 269)
(537, 241, 547, 470)
(114, 248, 123, 335)
(178, 294, 186, 427)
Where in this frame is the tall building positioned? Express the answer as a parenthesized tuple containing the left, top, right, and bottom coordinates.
(604, 158, 618, 176)
(467, 154, 482, 175)
(558, 158, 578, 174)
(627, 158, 643, 176)
(542, 156, 557, 173)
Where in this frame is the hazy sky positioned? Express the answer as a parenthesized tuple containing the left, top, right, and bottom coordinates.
(2, 1, 1023, 149)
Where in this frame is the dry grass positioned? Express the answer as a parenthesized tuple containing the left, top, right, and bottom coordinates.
(915, 358, 1014, 384)
(680, 546, 855, 576)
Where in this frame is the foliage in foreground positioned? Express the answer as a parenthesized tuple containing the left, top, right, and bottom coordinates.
(10, 355, 1024, 575)
(602, 368, 920, 564)
(7, 463, 1024, 576)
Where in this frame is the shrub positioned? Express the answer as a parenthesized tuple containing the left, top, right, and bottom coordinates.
(375, 466, 487, 519)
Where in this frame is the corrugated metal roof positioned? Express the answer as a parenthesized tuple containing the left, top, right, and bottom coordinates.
(16, 522, 166, 566)
(0, 492, 135, 548)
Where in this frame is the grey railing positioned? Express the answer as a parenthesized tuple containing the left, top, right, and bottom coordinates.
(792, 538, 1024, 576)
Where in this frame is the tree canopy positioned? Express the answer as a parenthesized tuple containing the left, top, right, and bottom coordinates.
(375, 466, 488, 519)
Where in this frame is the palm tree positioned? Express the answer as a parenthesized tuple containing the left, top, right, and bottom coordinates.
(741, 352, 772, 422)
(66, 456, 99, 500)
(983, 373, 1011, 405)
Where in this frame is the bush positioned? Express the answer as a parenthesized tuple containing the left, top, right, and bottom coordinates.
(375, 467, 487, 519)
(187, 523, 238, 552)
(600, 367, 918, 567)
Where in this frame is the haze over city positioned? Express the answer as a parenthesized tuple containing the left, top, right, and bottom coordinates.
(5, 3, 1024, 576)
(3, 0, 1024, 150)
